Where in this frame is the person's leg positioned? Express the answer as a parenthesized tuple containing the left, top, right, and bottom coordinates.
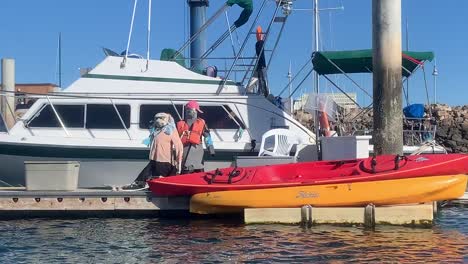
(133, 160, 154, 184)
(259, 68, 269, 97)
(154, 161, 175, 177)
(247, 71, 259, 93)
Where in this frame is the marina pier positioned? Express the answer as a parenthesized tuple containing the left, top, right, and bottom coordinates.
(0, 187, 189, 218)
(0, 186, 466, 228)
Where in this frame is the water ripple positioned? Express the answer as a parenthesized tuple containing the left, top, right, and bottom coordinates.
(0, 208, 466, 263)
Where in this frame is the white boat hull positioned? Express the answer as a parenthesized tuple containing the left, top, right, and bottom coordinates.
(0, 153, 234, 188)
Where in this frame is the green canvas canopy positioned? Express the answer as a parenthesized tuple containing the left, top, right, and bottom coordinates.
(226, 0, 253, 28)
(312, 49, 434, 77)
(160, 48, 186, 68)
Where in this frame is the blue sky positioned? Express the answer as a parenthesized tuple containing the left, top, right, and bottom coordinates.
(1, 0, 467, 106)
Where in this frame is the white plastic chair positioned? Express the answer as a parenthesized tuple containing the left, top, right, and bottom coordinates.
(258, 128, 302, 157)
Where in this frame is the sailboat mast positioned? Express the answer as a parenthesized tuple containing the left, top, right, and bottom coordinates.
(58, 32, 62, 88)
(314, 0, 319, 95)
(288, 61, 293, 113)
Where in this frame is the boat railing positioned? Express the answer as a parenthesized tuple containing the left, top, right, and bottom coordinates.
(402, 117, 437, 146)
(46, 95, 71, 137)
(340, 117, 437, 147)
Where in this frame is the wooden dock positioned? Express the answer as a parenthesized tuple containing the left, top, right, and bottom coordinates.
(0, 187, 464, 226)
(0, 187, 189, 218)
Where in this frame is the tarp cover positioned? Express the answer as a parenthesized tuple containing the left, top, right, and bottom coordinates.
(303, 93, 340, 121)
(226, 0, 253, 28)
(312, 49, 434, 77)
(403, 104, 425, 119)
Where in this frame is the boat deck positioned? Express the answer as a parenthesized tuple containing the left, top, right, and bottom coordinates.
(0, 187, 189, 219)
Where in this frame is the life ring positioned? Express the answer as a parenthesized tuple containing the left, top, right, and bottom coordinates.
(319, 104, 331, 137)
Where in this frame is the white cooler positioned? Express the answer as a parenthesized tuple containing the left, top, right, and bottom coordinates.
(320, 136, 372, 160)
(25, 161, 80, 191)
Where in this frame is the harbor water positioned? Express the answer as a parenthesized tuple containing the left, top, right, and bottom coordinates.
(0, 207, 466, 263)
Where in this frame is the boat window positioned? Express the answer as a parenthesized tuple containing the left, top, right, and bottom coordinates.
(139, 104, 183, 129)
(28, 104, 85, 128)
(86, 104, 130, 129)
(198, 105, 245, 129)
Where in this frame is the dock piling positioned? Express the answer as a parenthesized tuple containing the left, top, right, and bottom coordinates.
(372, 0, 403, 155)
(1, 58, 16, 129)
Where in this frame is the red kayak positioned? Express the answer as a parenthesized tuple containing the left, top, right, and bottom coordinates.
(148, 154, 468, 196)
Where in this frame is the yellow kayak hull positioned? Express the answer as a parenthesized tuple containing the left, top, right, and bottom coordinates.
(190, 175, 468, 214)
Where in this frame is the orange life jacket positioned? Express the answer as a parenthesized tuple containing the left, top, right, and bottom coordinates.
(177, 119, 206, 145)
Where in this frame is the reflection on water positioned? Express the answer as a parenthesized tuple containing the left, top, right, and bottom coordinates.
(0, 208, 467, 263)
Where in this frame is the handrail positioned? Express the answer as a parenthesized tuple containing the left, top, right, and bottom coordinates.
(46, 95, 71, 137)
(0, 109, 9, 134)
(110, 98, 132, 140)
(170, 100, 182, 121)
(217, 0, 269, 94)
(244, 1, 284, 89)
(174, 4, 229, 59)
(221, 105, 244, 129)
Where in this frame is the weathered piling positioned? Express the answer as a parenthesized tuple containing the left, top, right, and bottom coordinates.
(1, 58, 16, 129)
(372, 0, 403, 155)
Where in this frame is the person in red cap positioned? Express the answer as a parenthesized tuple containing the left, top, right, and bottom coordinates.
(176, 100, 215, 174)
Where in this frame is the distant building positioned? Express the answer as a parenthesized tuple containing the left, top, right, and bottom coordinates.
(322, 92, 357, 109)
(0, 83, 58, 117)
(11, 83, 58, 106)
(293, 94, 309, 112)
(293, 92, 358, 111)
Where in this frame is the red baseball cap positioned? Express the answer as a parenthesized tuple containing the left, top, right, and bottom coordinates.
(185, 100, 203, 113)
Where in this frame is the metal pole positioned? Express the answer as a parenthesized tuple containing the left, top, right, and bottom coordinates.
(405, 18, 409, 101)
(313, 0, 321, 157)
(1, 58, 16, 129)
(432, 59, 438, 104)
(145, 0, 152, 71)
(110, 99, 132, 140)
(175, 4, 228, 60)
(122, 0, 138, 68)
(46, 96, 71, 137)
(188, 0, 209, 71)
(372, 0, 403, 155)
(59, 33, 62, 88)
(288, 61, 293, 113)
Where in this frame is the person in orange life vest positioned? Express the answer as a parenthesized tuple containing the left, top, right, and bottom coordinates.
(133, 113, 183, 186)
(177, 100, 215, 174)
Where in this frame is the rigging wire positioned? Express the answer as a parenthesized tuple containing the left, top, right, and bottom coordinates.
(122, 0, 138, 68)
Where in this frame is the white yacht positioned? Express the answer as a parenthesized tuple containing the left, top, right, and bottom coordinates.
(0, 56, 315, 187)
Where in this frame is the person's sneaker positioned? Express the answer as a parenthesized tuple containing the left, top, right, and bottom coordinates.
(122, 181, 145, 190)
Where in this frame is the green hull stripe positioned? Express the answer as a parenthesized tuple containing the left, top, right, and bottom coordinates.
(0, 143, 257, 161)
(83, 73, 237, 86)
